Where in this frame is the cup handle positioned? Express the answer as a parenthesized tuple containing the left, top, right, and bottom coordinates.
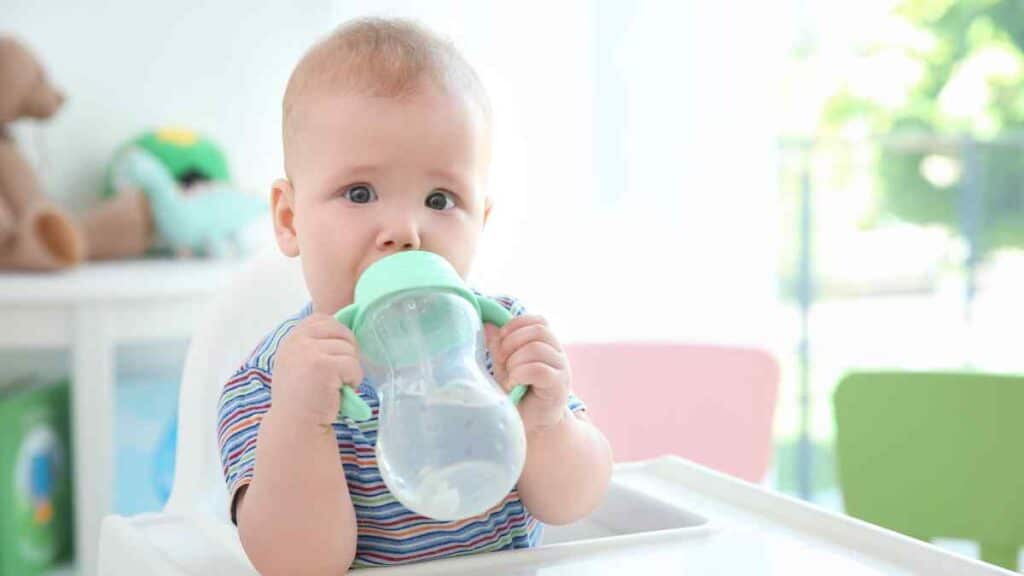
(333, 304, 373, 422)
(477, 297, 530, 405)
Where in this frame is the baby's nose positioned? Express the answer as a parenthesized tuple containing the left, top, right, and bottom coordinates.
(381, 238, 418, 251)
(376, 220, 421, 252)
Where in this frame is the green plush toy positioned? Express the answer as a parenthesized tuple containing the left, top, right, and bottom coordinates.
(106, 127, 268, 258)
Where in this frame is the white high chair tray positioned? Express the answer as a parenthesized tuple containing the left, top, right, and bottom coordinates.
(98, 456, 1010, 575)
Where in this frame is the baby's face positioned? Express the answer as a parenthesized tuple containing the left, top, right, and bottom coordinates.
(275, 87, 491, 314)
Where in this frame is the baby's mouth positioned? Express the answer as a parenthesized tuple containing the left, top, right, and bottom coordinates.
(355, 261, 375, 281)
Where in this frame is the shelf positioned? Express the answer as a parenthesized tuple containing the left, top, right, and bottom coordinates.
(0, 258, 242, 304)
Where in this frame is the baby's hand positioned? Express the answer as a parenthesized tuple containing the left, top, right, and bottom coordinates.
(270, 313, 363, 428)
(485, 315, 571, 435)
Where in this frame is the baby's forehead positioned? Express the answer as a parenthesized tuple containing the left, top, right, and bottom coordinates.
(282, 19, 491, 173)
(283, 94, 493, 199)
(283, 85, 491, 173)
(284, 74, 488, 138)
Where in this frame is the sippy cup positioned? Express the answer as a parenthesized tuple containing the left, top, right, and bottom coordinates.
(334, 251, 528, 521)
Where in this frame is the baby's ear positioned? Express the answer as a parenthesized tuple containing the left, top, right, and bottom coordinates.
(271, 179, 299, 257)
(483, 196, 494, 226)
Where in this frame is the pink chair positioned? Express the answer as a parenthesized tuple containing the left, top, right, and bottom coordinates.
(564, 342, 779, 483)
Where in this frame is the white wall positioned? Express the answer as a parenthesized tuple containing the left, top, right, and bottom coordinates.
(2, 1, 786, 383)
(3, 0, 338, 209)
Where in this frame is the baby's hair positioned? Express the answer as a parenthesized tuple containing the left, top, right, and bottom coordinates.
(283, 17, 490, 171)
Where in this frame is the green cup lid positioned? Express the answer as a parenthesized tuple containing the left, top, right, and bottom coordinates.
(334, 251, 526, 421)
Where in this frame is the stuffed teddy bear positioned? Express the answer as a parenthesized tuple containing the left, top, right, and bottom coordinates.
(0, 36, 153, 270)
(0, 36, 84, 270)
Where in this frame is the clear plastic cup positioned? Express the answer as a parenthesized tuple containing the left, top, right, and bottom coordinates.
(359, 289, 527, 520)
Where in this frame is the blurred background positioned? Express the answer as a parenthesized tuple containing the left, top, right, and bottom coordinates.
(1, 0, 1022, 573)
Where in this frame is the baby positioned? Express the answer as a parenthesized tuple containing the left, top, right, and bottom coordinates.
(217, 18, 612, 575)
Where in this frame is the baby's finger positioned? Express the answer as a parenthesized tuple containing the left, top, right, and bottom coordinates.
(501, 322, 560, 358)
(332, 355, 364, 389)
(507, 341, 566, 371)
(498, 315, 548, 338)
(483, 324, 503, 361)
(509, 361, 560, 389)
(493, 376, 515, 394)
(305, 315, 357, 342)
(318, 338, 359, 358)
(483, 323, 501, 347)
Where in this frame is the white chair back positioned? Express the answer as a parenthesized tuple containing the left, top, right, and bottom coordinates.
(164, 248, 308, 519)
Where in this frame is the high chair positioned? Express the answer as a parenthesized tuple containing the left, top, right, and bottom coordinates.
(97, 250, 1013, 575)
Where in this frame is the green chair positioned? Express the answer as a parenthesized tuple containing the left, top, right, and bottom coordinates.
(834, 371, 1024, 571)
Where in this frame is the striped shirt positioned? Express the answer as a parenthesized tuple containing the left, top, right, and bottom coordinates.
(217, 295, 586, 567)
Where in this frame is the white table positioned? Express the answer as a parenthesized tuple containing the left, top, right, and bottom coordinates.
(97, 457, 1013, 575)
(0, 259, 242, 576)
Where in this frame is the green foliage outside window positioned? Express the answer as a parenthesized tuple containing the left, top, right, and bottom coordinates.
(821, 0, 1024, 253)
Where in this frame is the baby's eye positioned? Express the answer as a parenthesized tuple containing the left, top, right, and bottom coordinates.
(425, 190, 456, 211)
(343, 184, 377, 204)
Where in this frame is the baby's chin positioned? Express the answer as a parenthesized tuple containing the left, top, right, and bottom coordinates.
(309, 285, 357, 317)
